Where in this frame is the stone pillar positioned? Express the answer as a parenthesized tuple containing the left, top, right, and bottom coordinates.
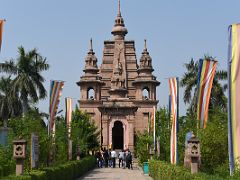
(157, 137, 160, 157)
(128, 115, 134, 152)
(76, 145, 81, 160)
(16, 159, 24, 175)
(68, 139, 72, 160)
(102, 115, 109, 148)
(184, 134, 201, 174)
(13, 139, 27, 176)
(191, 157, 199, 174)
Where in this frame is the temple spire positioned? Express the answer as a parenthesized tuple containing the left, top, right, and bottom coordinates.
(118, 0, 121, 16)
(111, 0, 128, 40)
(89, 38, 93, 52)
(144, 39, 147, 51)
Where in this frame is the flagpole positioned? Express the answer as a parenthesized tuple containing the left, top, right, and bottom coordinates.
(176, 77, 179, 164)
(227, 25, 234, 176)
(153, 106, 156, 153)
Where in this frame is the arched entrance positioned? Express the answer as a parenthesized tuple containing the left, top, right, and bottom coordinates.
(112, 121, 123, 150)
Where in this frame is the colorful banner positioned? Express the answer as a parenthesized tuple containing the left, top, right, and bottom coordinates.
(65, 97, 73, 138)
(0, 19, 5, 52)
(49, 80, 64, 136)
(168, 94, 172, 129)
(196, 59, 217, 129)
(228, 24, 240, 175)
(169, 77, 179, 164)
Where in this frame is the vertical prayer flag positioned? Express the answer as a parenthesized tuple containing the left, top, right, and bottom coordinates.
(168, 95, 172, 129)
(169, 77, 179, 164)
(228, 24, 240, 175)
(196, 59, 217, 129)
(0, 19, 5, 52)
(65, 97, 73, 138)
(49, 80, 64, 136)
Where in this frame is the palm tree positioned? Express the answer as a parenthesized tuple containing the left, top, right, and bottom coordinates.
(180, 56, 227, 116)
(0, 76, 22, 127)
(0, 46, 50, 113)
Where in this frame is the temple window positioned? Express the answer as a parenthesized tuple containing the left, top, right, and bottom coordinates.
(87, 87, 95, 100)
(142, 87, 150, 100)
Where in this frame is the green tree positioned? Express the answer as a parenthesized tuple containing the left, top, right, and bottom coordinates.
(0, 46, 50, 113)
(0, 76, 22, 127)
(8, 111, 51, 168)
(71, 107, 99, 156)
(135, 131, 152, 164)
(180, 56, 227, 116)
(197, 108, 228, 174)
(156, 107, 171, 162)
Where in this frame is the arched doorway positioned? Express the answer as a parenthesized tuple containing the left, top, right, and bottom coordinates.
(112, 121, 123, 150)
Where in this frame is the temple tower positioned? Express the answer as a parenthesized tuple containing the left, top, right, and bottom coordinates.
(77, 0, 160, 152)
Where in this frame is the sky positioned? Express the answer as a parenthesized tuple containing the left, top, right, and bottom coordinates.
(1, 0, 240, 116)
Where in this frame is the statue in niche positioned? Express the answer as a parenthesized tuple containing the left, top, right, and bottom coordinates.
(118, 62, 122, 75)
(116, 78, 119, 87)
(120, 79, 125, 88)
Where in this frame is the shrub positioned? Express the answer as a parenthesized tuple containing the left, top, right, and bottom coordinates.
(2, 156, 96, 180)
(149, 160, 228, 180)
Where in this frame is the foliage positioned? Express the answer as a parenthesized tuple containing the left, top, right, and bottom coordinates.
(135, 131, 152, 164)
(41, 156, 96, 180)
(137, 105, 230, 177)
(156, 107, 171, 162)
(0, 46, 50, 113)
(71, 107, 100, 156)
(0, 76, 22, 126)
(180, 56, 227, 116)
(0, 145, 15, 177)
(2, 156, 96, 180)
(8, 111, 51, 169)
(149, 160, 226, 180)
(54, 116, 68, 164)
(197, 108, 228, 174)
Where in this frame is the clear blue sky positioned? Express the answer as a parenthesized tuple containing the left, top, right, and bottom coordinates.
(1, 0, 240, 116)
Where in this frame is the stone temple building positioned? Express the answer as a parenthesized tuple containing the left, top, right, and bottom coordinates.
(77, 1, 160, 152)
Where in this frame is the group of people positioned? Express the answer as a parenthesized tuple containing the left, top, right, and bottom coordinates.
(95, 148, 133, 169)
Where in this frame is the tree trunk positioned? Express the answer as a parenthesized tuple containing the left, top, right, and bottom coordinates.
(3, 118, 7, 128)
(22, 98, 28, 115)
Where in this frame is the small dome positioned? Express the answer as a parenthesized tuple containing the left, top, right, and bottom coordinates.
(111, 0, 128, 40)
(111, 26, 128, 35)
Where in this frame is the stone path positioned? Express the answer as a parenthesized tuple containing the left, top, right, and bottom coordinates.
(78, 165, 152, 180)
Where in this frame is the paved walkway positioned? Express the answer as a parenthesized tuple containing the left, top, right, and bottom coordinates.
(78, 165, 152, 180)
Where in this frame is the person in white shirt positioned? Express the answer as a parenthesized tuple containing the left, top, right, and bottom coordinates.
(118, 149, 124, 168)
(111, 150, 117, 168)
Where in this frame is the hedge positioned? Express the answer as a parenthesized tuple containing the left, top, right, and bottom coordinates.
(148, 160, 225, 180)
(2, 156, 96, 180)
(0, 162, 15, 177)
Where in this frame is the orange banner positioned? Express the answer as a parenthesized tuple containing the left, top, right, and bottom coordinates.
(0, 20, 4, 51)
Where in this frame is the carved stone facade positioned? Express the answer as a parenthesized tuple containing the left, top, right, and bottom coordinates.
(77, 1, 160, 152)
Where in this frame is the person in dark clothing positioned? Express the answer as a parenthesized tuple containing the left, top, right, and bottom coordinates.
(103, 148, 109, 167)
(96, 151, 103, 168)
(126, 150, 133, 169)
